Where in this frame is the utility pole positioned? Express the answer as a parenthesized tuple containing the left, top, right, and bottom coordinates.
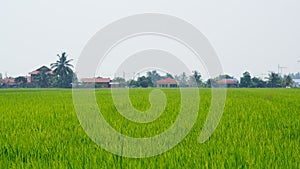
(278, 64, 287, 77)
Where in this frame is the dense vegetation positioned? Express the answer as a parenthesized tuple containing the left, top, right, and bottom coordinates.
(0, 89, 299, 168)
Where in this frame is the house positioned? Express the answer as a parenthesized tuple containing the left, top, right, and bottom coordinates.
(156, 78, 178, 88)
(81, 77, 111, 88)
(292, 79, 300, 87)
(217, 78, 239, 88)
(109, 82, 126, 88)
(0, 75, 32, 88)
(29, 66, 53, 83)
(0, 78, 16, 87)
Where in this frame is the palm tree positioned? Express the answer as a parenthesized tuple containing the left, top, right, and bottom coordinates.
(192, 70, 202, 87)
(50, 52, 74, 88)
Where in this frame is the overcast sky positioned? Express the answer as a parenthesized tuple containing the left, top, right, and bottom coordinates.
(1, 0, 300, 79)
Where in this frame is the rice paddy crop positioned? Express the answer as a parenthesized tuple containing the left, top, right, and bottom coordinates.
(0, 88, 299, 168)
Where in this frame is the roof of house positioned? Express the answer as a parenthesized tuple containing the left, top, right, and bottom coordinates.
(81, 78, 111, 83)
(156, 78, 178, 84)
(29, 66, 53, 75)
(0, 78, 15, 84)
(217, 79, 238, 85)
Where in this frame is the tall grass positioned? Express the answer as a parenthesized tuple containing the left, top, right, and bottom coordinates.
(0, 89, 299, 168)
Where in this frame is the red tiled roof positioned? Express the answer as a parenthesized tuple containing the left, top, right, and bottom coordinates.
(156, 78, 178, 84)
(29, 66, 53, 75)
(81, 78, 111, 83)
(29, 70, 39, 75)
(0, 78, 15, 84)
(217, 79, 238, 85)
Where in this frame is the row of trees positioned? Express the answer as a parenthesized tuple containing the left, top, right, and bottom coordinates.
(117, 70, 296, 88)
(127, 70, 203, 88)
(0, 52, 297, 88)
(240, 71, 293, 88)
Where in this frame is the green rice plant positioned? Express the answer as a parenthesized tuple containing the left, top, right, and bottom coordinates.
(0, 88, 299, 168)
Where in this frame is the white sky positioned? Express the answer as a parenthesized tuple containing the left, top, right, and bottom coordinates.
(1, 0, 300, 79)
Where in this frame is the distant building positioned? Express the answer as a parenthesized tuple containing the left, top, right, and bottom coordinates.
(156, 78, 178, 88)
(29, 66, 53, 83)
(109, 82, 126, 88)
(292, 79, 300, 87)
(217, 78, 239, 88)
(0, 75, 32, 88)
(0, 78, 15, 87)
(81, 77, 111, 88)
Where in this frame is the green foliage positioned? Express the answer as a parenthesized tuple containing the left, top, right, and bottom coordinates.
(218, 74, 233, 80)
(146, 70, 162, 85)
(35, 69, 55, 88)
(0, 89, 299, 168)
(267, 72, 282, 88)
(283, 75, 293, 87)
(175, 72, 188, 87)
(251, 77, 267, 88)
(14, 76, 27, 87)
(205, 78, 218, 88)
(165, 73, 173, 79)
(192, 70, 202, 87)
(240, 71, 252, 88)
(50, 52, 74, 88)
(129, 76, 153, 88)
(138, 76, 153, 88)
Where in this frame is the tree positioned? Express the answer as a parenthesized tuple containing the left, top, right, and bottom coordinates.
(267, 72, 282, 88)
(251, 77, 267, 88)
(129, 76, 153, 88)
(218, 74, 233, 80)
(147, 70, 162, 85)
(14, 76, 27, 87)
(240, 71, 252, 88)
(36, 69, 52, 88)
(205, 78, 218, 88)
(165, 73, 174, 79)
(0, 73, 2, 79)
(175, 72, 188, 87)
(138, 76, 153, 88)
(283, 75, 293, 87)
(50, 52, 74, 88)
(129, 80, 139, 88)
(289, 72, 300, 79)
(192, 71, 202, 87)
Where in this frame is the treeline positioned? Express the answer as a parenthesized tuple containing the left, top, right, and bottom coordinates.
(239, 71, 293, 88)
(0, 51, 298, 88)
(118, 71, 296, 88)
